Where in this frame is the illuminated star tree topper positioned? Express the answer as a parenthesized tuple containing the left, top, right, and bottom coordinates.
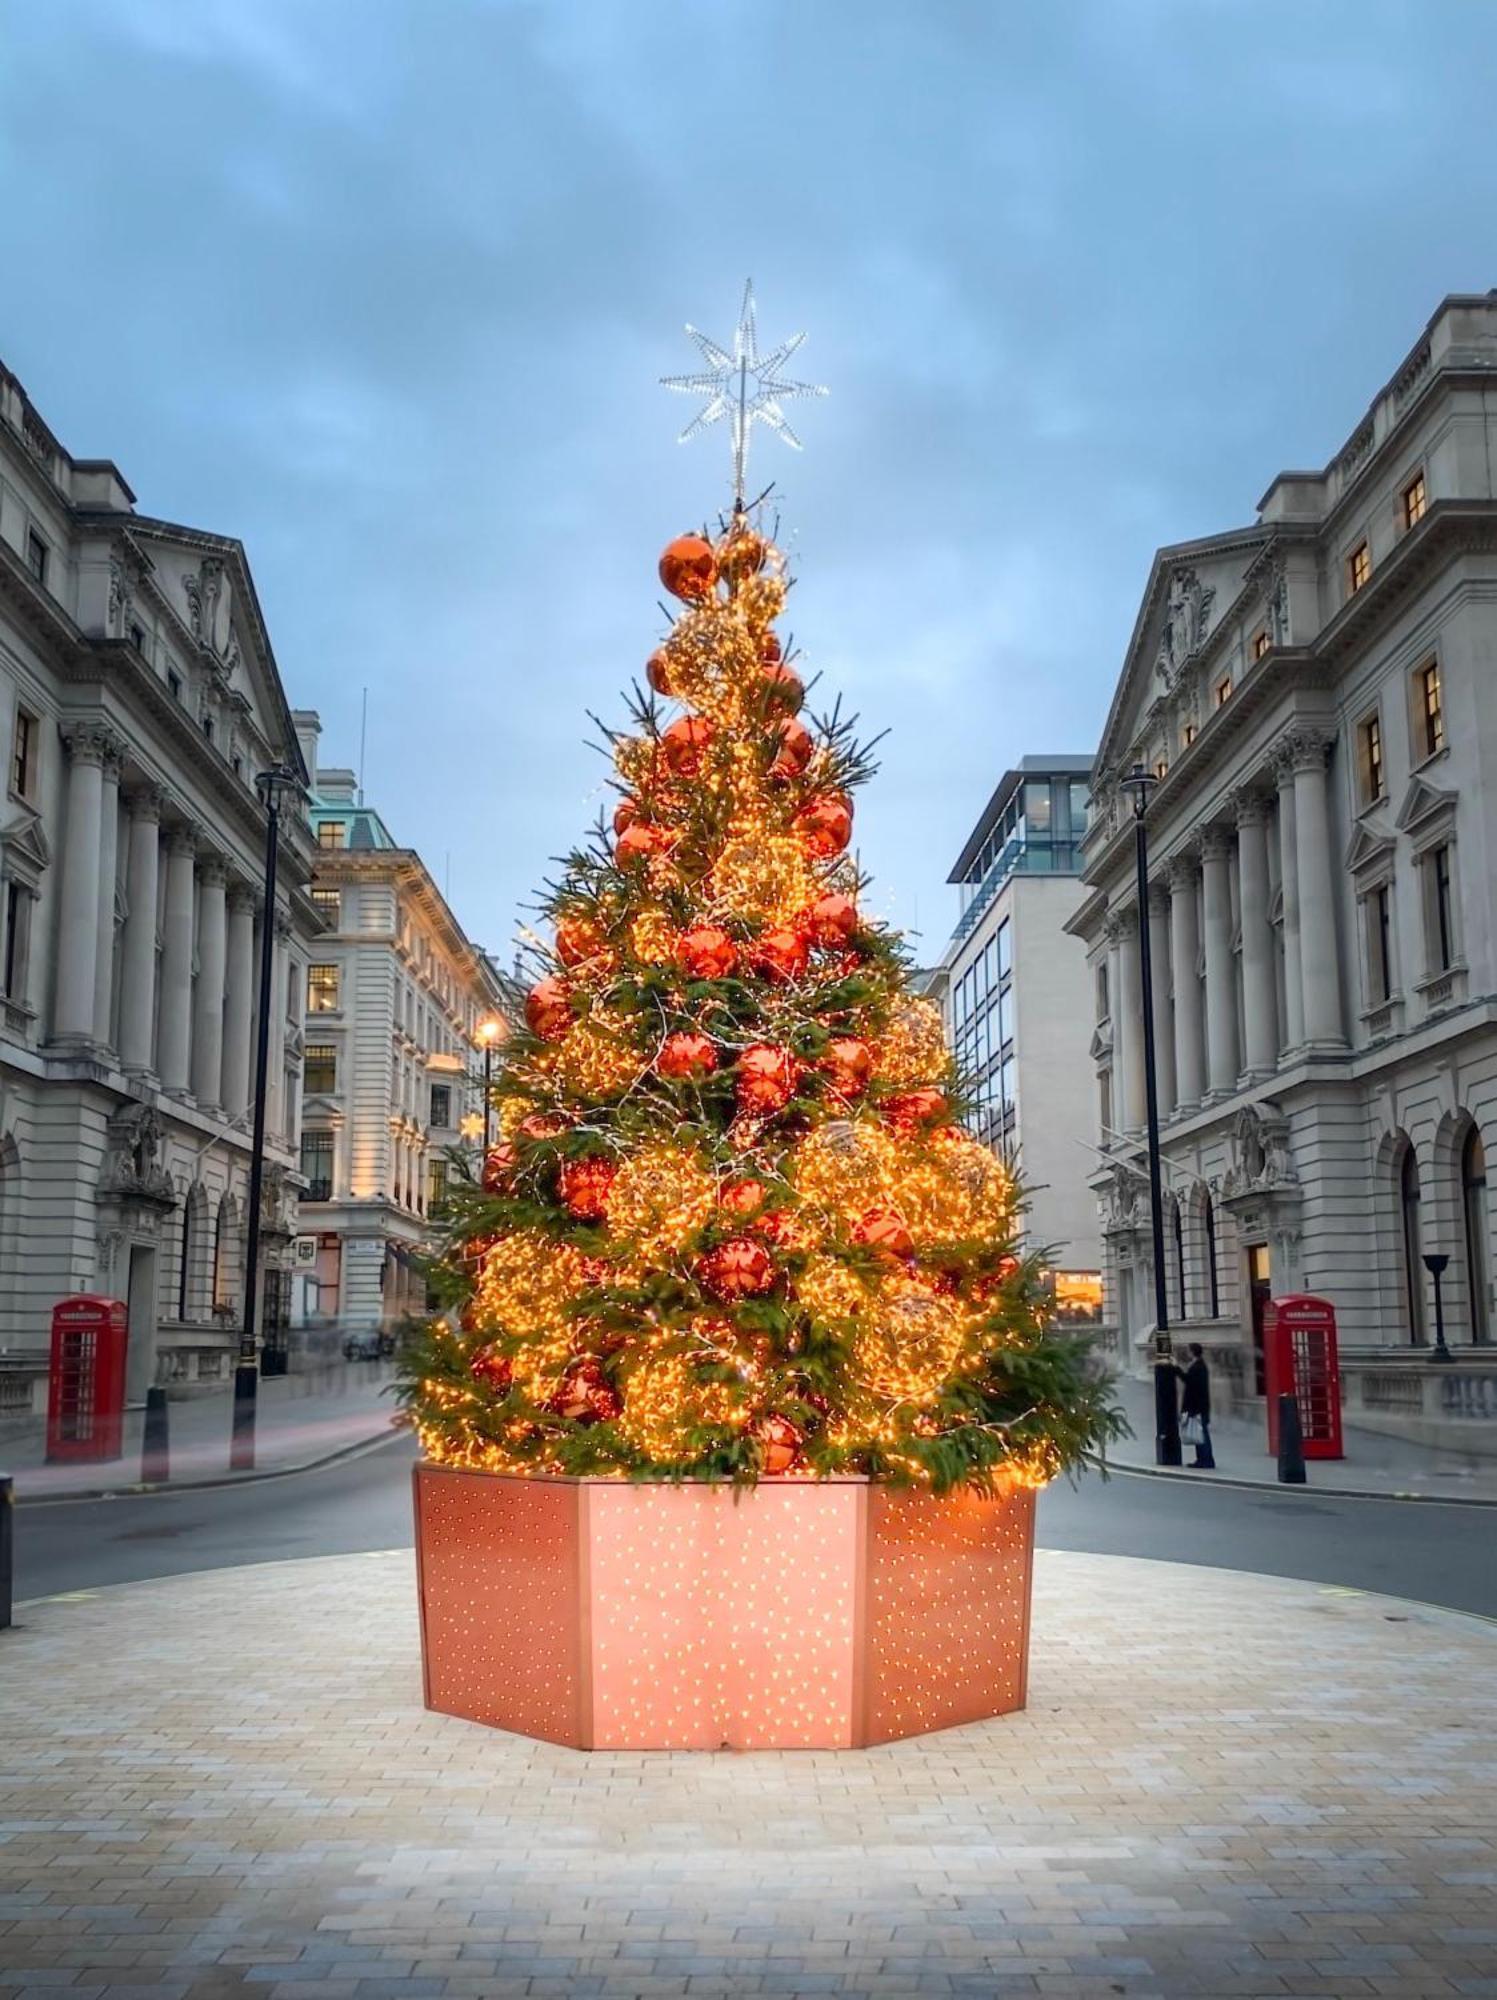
(661, 280, 828, 508)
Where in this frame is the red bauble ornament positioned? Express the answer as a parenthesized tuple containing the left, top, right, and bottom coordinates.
(760, 629, 783, 665)
(552, 1356, 620, 1423)
(481, 1143, 517, 1191)
(822, 1036, 873, 1098)
(769, 715, 814, 779)
(558, 1156, 618, 1221)
(807, 891, 858, 947)
(518, 1111, 567, 1142)
(854, 1206, 915, 1263)
(720, 1176, 768, 1220)
(750, 926, 809, 982)
(752, 1411, 804, 1476)
(735, 1044, 800, 1115)
(701, 1236, 776, 1299)
(660, 714, 715, 776)
(525, 976, 573, 1042)
(613, 795, 642, 836)
(615, 821, 666, 868)
(761, 661, 805, 714)
(797, 791, 854, 859)
(675, 923, 738, 982)
(646, 648, 674, 696)
(884, 1088, 950, 1136)
(658, 1030, 718, 1079)
(555, 911, 607, 969)
(468, 1344, 513, 1393)
(659, 534, 718, 601)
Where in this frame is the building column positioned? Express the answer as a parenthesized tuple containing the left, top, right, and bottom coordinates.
(191, 853, 228, 1111)
(53, 724, 113, 1042)
(222, 886, 256, 1123)
(1105, 922, 1125, 1143)
(1200, 827, 1239, 1097)
(267, 914, 291, 1142)
(1166, 852, 1204, 1110)
(1146, 880, 1176, 1118)
(92, 741, 124, 1047)
(1290, 727, 1346, 1051)
(118, 786, 165, 1074)
(1235, 787, 1278, 1080)
(158, 827, 197, 1096)
(1272, 746, 1304, 1054)
(1117, 906, 1145, 1134)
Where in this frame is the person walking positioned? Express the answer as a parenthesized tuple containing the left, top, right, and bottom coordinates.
(1174, 1342, 1215, 1470)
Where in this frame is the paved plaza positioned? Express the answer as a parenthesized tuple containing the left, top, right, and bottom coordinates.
(2, 1547, 1494, 2000)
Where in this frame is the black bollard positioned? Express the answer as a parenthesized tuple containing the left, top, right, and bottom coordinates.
(142, 1386, 170, 1485)
(1277, 1392, 1308, 1484)
(0, 1474, 13, 1630)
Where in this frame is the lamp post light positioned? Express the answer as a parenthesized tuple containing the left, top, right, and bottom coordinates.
(231, 764, 300, 1474)
(1423, 1252, 1454, 1364)
(476, 1016, 504, 1154)
(1120, 762, 1183, 1468)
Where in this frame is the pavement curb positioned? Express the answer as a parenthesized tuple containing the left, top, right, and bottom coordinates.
(7, 1421, 408, 1509)
(1091, 1449, 1497, 1507)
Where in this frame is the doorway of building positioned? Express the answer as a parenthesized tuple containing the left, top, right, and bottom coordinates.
(124, 1243, 158, 1404)
(1247, 1242, 1272, 1394)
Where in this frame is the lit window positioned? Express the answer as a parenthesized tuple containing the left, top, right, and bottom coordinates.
(1153, 758, 1168, 779)
(11, 708, 37, 800)
(307, 963, 340, 1013)
(1215, 677, 1232, 708)
(1347, 540, 1371, 594)
(1358, 713, 1385, 805)
(25, 529, 47, 584)
(1402, 472, 1427, 530)
(304, 1043, 337, 1094)
(1417, 659, 1444, 759)
(1251, 628, 1271, 661)
(311, 886, 341, 925)
(1183, 721, 1198, 747)
(1429, 844, 1455, 974)
(317, 821, 346, 850)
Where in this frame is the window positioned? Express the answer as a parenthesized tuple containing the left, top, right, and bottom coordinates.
(201, 715, 214, 744)
(177, 1198, 195, 1320)
(317, 821, 346, 850)
(311, 886, 341, 926)
(304, 1043, 337, 1094)
(128, 622, 145, 651)
(1357, 712, 1385, 805)
(1347, 540, 1371, 594)
(1204, 1196, 1220, 1318)
(1463, 1127, 1490, 1345)
(231, 754, 242, 777)
(1415, 659, 1444, 759)
(1368, 883, 1394, 1003)
(1428, 843, 1455, 973)
(11, 708, 37, 801)
(1401, 1145, 1425, 1343)
(1182, 721, 1198, 747)
(430, 1082, 452, 1128)
(1251, 627, 1271, 661)
(1095, 961, 1109, 1022)
(1153, 758, 1168, 780)
(307, 963, 340, 1013)
(1214, 677, 1232, 709)
(429, 1159, 449, 1213)
(167, 669, 182, 702)
(25, 529, 47, 584)
(3, 881, 30, 1001)
(1172, 1201, 1186, 1319)
(1402, 471, 1427, 531)
(300, 1130, 334, 1202)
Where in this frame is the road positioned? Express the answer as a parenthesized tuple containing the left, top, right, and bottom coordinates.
(11, 1433, 1496, 1619)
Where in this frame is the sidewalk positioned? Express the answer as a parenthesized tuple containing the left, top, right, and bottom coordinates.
(1106, 1367, 1497, 1500)
(0, 1361, 405, 1502)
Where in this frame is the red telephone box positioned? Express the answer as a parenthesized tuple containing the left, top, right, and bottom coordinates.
(1263, 1293, 1343, 1460)
(45, 1295, 128, 1464)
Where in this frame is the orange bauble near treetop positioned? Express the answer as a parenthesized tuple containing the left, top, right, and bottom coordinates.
(404, 455, 1120, 1753)
(658, 534, 718, 601)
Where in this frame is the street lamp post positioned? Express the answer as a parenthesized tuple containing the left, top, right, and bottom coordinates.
(476, 1017, 503, 1154)
(1423, 1252, 1453, 1364)
(1121, 763, 1183, 1468)
(231, 764, 300, 1474)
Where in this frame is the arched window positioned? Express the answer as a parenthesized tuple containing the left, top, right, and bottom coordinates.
(212, 1196, 234, 1314)
(1172, 1200, 1187, 1319)
(1203, 1195, 1220, 1318)
(1400, 1145, 1425, 1344)
(1463, 1127, 1489, 1346)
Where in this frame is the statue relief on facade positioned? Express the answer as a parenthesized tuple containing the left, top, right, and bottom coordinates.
(1157, 567, 1216, 687)
(97, 1103, 177, 1211)
(183, 556, 241, 678)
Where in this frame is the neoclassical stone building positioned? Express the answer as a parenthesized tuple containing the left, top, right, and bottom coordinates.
(0, 359, 319, 1418)
(1071, 293, 1497, 1450)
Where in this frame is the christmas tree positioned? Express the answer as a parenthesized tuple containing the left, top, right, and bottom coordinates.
(402, 511, 1120, 1492)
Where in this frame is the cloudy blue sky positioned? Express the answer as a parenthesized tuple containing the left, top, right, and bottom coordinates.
(2, 1, 1494, 963)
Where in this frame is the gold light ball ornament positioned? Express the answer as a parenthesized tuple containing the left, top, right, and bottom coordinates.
(874, 997, 947, 1085)
(797, 1252, 871, 1324)
(716, 525, 767, 581)
(736, 571, 788, 629)
(659, 533, 718, 601)
(794, 1119, 896, 1214)
(852, 1279, 965, 1404)
(605, 1142, 716, 1254)
(710, 827, 817, 925)
(525, 976, 574, 1042)
(554, 1016, 641, 1098)
(628, 908, 677, 966)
